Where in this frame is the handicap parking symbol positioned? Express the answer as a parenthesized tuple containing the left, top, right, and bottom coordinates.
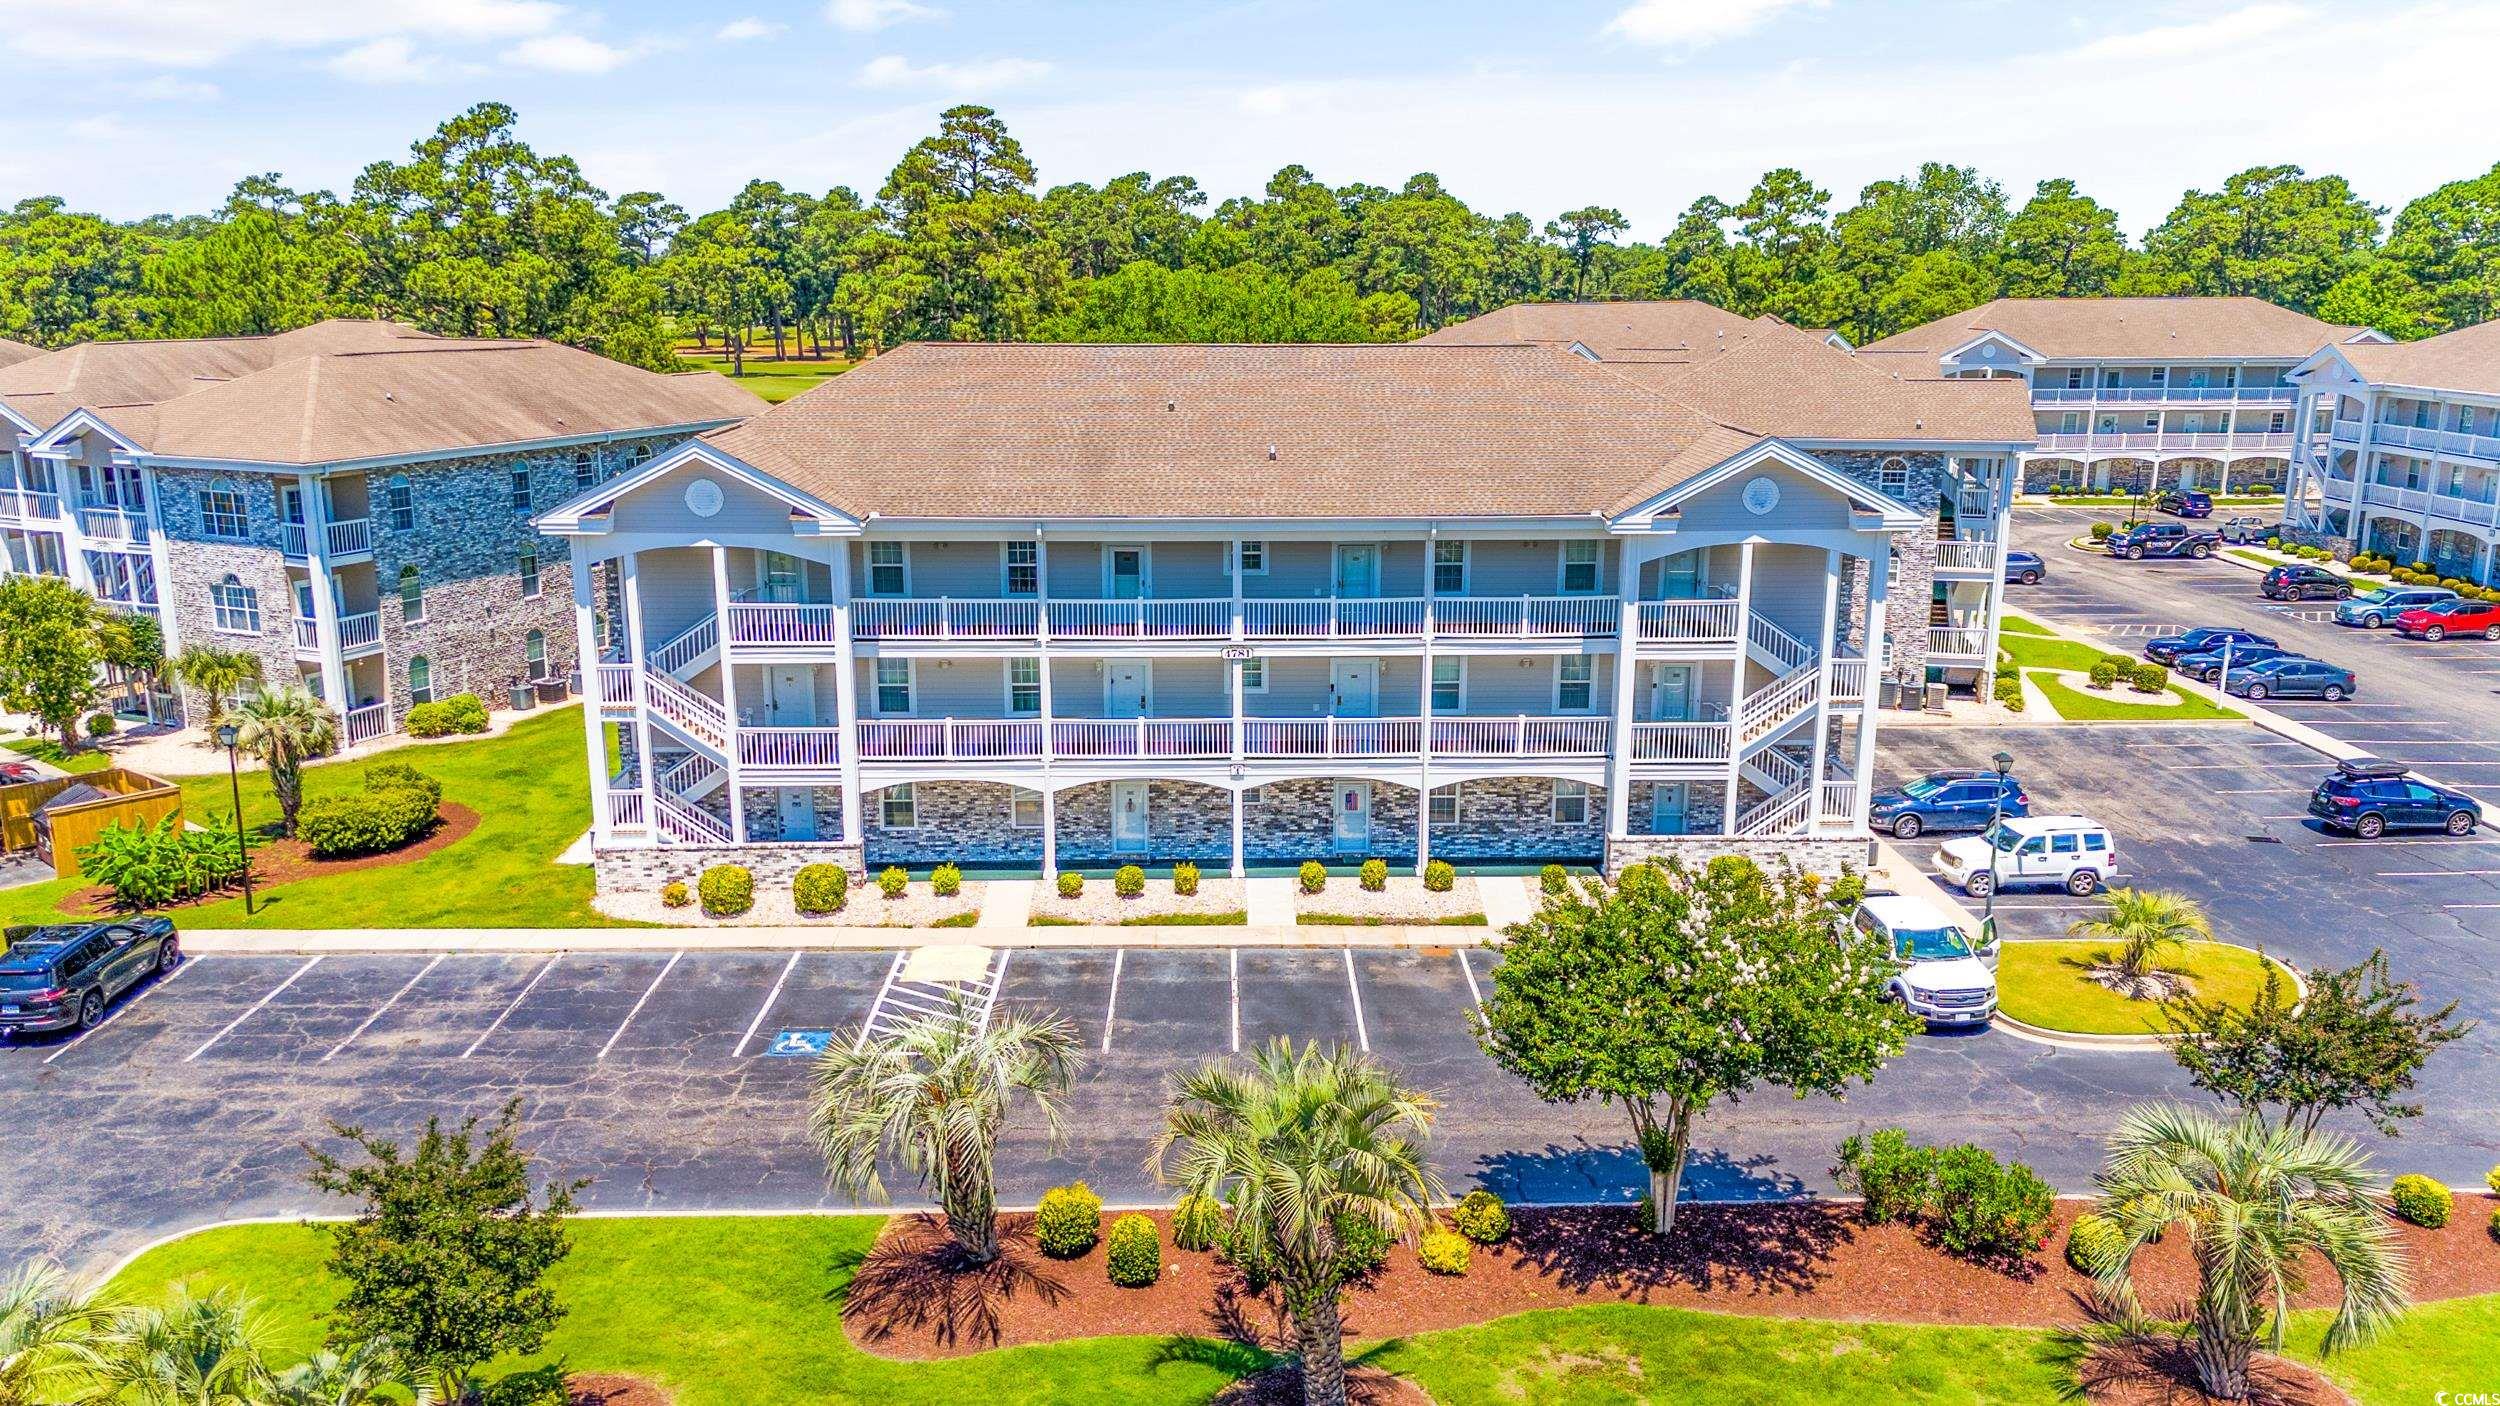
(765, 1029, 834, 1058)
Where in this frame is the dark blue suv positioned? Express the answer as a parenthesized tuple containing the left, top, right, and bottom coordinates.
(1867, 770, 2030, 839)
(2172, 641, 2303, 682)
(2144, 627, 2275, 665)
(2309, 758, 2479, 838)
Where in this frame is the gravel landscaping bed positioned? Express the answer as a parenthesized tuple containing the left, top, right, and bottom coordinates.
(600, 879, 983, 927)
(1029, 877, 1244, 924)
(1295, 874, 1480, 923)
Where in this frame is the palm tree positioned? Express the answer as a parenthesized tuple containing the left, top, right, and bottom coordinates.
(172, 645, 264, 735)
(2090, 1104, 2409, 1400)
(270, 1337, 404, 1406)
(2068, 887, 2213, 999)
(233, 686, 337, 838)
(0, 1260, 106, 1406)
(809, 996, 1082, 1264)
(78, 1285, 276, 1405)
(1151, 1040, 1443, 1406)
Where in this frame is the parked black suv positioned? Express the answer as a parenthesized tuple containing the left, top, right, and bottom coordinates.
(2261, 563, 2355, 601)
(2106, 522, 2221, 559)
(2308, 758, 2481, 839)
(0, 917, 179, 1036)
(2158, 490, 2216, 518)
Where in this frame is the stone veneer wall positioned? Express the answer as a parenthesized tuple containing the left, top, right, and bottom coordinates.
(1821, 450, 1945, 686)
(593, 841, 864, 897)
(864, 780, 1044, 866)
(1603, 834, 1871, 880)
(736, 785, 847, 843)
(1622, 780, 1727, 836)
(152, 468, 303, 725)
(1428, 777, 1604, 861)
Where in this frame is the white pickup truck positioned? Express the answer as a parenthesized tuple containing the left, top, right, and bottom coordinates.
(1851, 892, 1999, 1027)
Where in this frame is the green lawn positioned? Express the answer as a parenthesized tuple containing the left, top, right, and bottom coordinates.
(675, 346, 854, 404)
(0, 707, 617, 929)
(5, 737, 114, 774)
(1998, 627, 2242, 724)
(2287, 1291, 2500, 1405)
(1995, 938, 2286, 1035)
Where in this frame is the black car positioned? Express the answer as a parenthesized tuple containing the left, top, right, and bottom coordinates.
(2158, 490, 2216, 518)
(2144, 626, 2276, 665)
(1866, 769, 2031, 839)
(2261, 563, 2354, 602)
(2106, 522, 2221, 559)
(0, 917, 179, 1036)
(2308, 758, 2479, 839)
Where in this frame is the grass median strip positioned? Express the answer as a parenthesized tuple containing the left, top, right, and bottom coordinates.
(1995, 938, 2287, 1036)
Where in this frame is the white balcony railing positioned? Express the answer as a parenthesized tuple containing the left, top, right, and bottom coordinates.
(1634, 597, 1742, 645)
(1243, 717, 1424, 757)
(341, 702, 392, 748)
(1053, 718, 1234, 759)
(1818, 780, 1860, 825)
(2033, 385, 2294, 406)
(1628, 721, 1731, 763)
(847, 593, 1625, 641)
(2377, 422, 2500, 462)
(326, 517, 373, 557)
(603, 791, 649, 829)
(596, 663, 636, 706)
(1830, 657, 1867, 703)
(856, 719, 1046, 760)
(78, 505, 149, 543)
(738, 727, 843, 770)
(1430, 595, 1617, 637)
(2032, 431, 2294, 454)
(1242, 598, 1426, 639)
(293, 617, 320, 651)
(0, 489, 61, 520)
(337, 611, 380, 651)
(852, 598, 1039, 640)
(1934, 538, 1996, 572)
(1057, 598, 1233, 640)
(1429, 716, 1610, 756)
(1929, 626, 1988, 658)
(728, 602, 840, 646)
(281, 522, 308, 557)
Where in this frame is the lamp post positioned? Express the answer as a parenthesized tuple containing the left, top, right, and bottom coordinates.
(1983, 749, 2013, 939)
(217, 722, 253, 917)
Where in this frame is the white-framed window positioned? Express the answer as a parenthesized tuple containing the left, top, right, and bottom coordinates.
(399, 565, 424, 623)
(881, 783, 918, 829)
(1002, 540, 1039, 596)
(1428, 785, 1460, 828)
(1432, 541, 1467, 594)
(1430, 657, 1464, 711)
(2103, 368, 2120, 388)
(1551, 779, 1591, 825)
(1234, 540, 1266, 576)
(1009, 788, 1043, 829)
(2149, 367, 2168, 386)
(627, 443, 654, 469)
(386, 474, 414, 531)
(408, 655, 432, 706)
(2059, 412, 2082, 433)
(571, 450, 597, 488)
(1007, 657, 1041, 715)
(866, 542, 907, 595)
(874, 658, 913, 714)
(1878, 457, 1910, 499)
(509, 466, 532, 509)
(523, 628, 547, 680)
(2141, 413, 2159, 431)
(1559, 541, 1601, 594)
(210, 574, 259, 633)
(2269, 411, 2288, 433)
(1555, 655, 1594, 712)
(197, 489, 249, 541)
(1240, 658, 1267, 692)
(2064, 366, 2085, 389)
(518, 545, 540, 599)
(1241, 785, 1265, 805)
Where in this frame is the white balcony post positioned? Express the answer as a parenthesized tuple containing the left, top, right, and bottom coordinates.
(827, 545, 862, 848)
(1979, 457, 2013, 703)
(710, 546, 745, 841)
(1416, 526, 1437, 877)
(2351, 391, 2381, 547)
(1808, 548, 1839, 825)
(572, 554, 612, 846)
(296, 472, 351, 710)
(621, 553, 658, 818)
(1852, 547, 1890, 833)
(1723, 540, 1756, 836)
(1041, 784, 1059, 882)
(1604, 543, 1640, 845)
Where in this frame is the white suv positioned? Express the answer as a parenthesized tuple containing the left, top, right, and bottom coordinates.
(1934, 815, 2117, 899)
(1853, 893, 1998, 1026)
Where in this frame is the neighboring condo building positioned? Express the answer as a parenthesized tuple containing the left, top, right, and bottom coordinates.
(0, 320, 763, 740)
(2283, 319, 2500, 585)
(537, 309, 2032, 893)
(1860, 297, 2385, 498)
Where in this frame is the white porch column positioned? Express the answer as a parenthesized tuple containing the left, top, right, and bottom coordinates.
(1722, 539, 1757, 836)
(827, 544, 863, 848)
(2350, 390, 2381, 546)
(1807, 548, 1839, 827)
(709, 545, 745, 841)
(572, 554, 612, 846)
(1036, 527, 1056, 879)
(1851, 546, 1890, 833)
(620, 554, 658, 820)
(1979, 456, 2014, 702)
(1603, 537, 1641, 845)
(1230, 783, 1245, 881)
(1415, 527, 1436, 877)
(297, 473, 350, 712)
(1042, 785, 1059, 882)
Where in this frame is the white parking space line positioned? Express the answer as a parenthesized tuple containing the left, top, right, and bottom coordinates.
(2376, 869, 2500, 878)
(186, 956, 320, 1063)
(853, 953, 904, 1054)
(2214, 788, 2311, 794)
(1457, 948, 1485, 1014)
(2318, 836, 2500, 847)
(1227, 948, 1239, 1054)
(596, 951, 681, 1061)
(2160, 762, 2329, 771)
(461, 954, 559, 1060)
(322, 953, 443, 1062)
(732, 951, 804, 1059)
(2442, 903, 2500, 910)
(1342, 949, 1370, 1053)
(44, 953, 200, 1066)
(1101, 948, 1124, 1054)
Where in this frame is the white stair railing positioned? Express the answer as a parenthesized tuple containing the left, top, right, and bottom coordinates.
(652, 789, 732, 845)
(647, 614, 719, 677)
(658, 752, 722, 798)
(642, 670, 728, 751)
(1738, 666, 1820, 745)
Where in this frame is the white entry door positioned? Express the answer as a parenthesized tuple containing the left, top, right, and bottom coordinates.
(1110, 780, 1150, 853)
(1332, 780, 1372, 853)
(1651, 782, 1688, 835)
(1648, 664, 1693, 721)
(770, 667, 815, 725)
(1329, 659, 1378, 717)
(1106, 661, 1150, 718)
(1334, 544, 1379, 597)
(779, 788, 817, 841)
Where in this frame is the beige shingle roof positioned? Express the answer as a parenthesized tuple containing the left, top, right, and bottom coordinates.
(704, 342, 1750, 520)
(2326, 319, 2500, 397)
(1415, 300, 1765, 364)
(0, 339, 42, 371)
(0, 319, 764, 464)
(1861, 296, 2372, 362)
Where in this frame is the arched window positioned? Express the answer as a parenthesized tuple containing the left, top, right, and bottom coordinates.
(408, 655, 432, 706)
(385, 474, 413, 531)
(210, 574, 260, 633)
(517, 544, 540, 599)
(399, 565, 424, 623)
(524, 628, 546, 680)
(1878, 456, 1911, 500)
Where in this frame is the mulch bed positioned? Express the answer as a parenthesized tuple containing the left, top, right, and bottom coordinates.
(68, 803, 479, 915)
(566, 1374, 673, 1406)
(843, 1197, 2500, 1364)
(2073, 1338, 2352, 1406)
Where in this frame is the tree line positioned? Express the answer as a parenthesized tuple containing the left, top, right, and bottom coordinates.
(7, 101, 2499, 369)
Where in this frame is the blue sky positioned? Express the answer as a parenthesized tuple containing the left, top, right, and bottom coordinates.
(5, 0, 2497, 235)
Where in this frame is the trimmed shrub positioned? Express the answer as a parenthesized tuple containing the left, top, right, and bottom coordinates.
(2487, 1163, 2500, 1196)
(2129, 662, 2169, 694)
(1450, 1189, 1511, 1245)
(877, 865, 908, 899)
(1835, 1128, 1938, 1225)
(405, 693, 490, 738)
(1994, 675, 2025, 711)
(362, 760, 444, 807)
(931, 862, 962, 898)
(1417, 1228, 1472, 1276)
(299, 782, 439, 858)
(1331, 1213, 1391, 1278)
(2065, 1212, 2126, 1276)
(1173, 1193, 1223, 1252)
(84, 712, 116, 739)
(1034, 1182, 1103, 1259)
(2390, 1173, 2452, 1228)
(1105, 1213, 1161, 1287)
(2088, 660, 2122, 690)
(1538, 863, 1569, 896)
(793, 864, 848, 915)
(697, 864, 754, 918)
(1171, 861, 1200, 896)
(1359, 857, 1388, 891)
(1115, 863, 1146, 898)
(1298, 859, 1327, 894)
(2490, 1206, 2499, 1244)
(2089, 521, 2115, 541)
(1932, 1144, 2055, 1259)
(2101, 652, 2137, 672)
(1422, 859, 1455, 892)
(660, 880, 691, 909)
(1057, 871, 1084, 899)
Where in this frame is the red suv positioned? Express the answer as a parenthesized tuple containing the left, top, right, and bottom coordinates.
(2394, 597, 2500, 641)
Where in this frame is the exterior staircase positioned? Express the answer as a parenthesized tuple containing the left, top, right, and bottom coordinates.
(1731, 613, 1846, 837)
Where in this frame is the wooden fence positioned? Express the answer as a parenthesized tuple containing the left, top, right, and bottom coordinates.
(0, 767, 183, 878)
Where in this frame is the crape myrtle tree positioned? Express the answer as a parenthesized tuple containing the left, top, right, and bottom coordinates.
(1474, 856, 1919, 1234)
(0, 576, 105, 748)
(2167, 949, 2471, 1136)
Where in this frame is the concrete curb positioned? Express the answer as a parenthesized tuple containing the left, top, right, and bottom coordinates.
(177, 924, 1503, 955)
(1986, 939, 2308, 1053)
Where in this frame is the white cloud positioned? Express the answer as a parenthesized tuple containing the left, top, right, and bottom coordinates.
(69, 115, 133, 141)
(506, 33, 659, 74)
(2071, 3, 2308, 62)
(326, 37, 437, 83)
(715, 17, 787, 41)
(7, 0, 566, 69)
(857, 54, 1049, 93)
(826, 0, 941, 33)
(1604, 0, 1822, 49)
(118, 75, 222, 101)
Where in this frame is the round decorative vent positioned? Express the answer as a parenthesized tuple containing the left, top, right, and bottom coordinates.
(1742, 475, 1780, 515)
(684, 477, 724, 517)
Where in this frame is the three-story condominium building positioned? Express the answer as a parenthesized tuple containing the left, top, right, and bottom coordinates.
(0, 320, 762, 741)
(538, 322, 2032, 892)
(2283, 319, 2500, 584)
(1860, 297, 2386, 498)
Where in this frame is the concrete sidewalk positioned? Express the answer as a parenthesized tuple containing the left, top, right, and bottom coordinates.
(179, 923, 1500, 954)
